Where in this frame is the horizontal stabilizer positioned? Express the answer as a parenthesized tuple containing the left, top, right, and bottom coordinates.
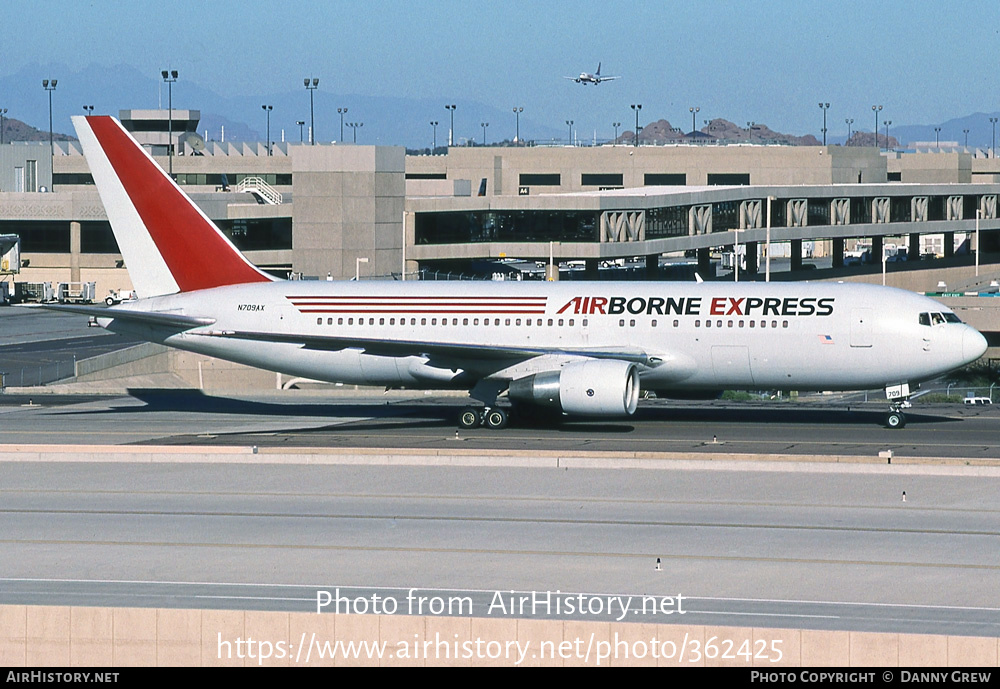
(43, 304, 216, 329)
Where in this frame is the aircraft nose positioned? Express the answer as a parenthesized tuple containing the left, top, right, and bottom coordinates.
(963, 327, 988, 363)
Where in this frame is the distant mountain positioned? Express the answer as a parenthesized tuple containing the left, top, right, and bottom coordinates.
(0, 116, 76, 143)
(618, 118, 821, 146)
(890, 113, 1000, 149)
(845, 131, 899, 149)
(4, 62, 999, 151)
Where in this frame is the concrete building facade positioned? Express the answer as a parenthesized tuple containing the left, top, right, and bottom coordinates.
(3, 108, 1000, 298)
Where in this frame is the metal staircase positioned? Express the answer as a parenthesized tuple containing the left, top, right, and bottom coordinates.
(235, 176, 283, 205)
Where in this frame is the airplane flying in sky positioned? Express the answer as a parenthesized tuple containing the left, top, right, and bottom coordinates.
(54, 115, 987, 430)
(564, 62, 620, 85)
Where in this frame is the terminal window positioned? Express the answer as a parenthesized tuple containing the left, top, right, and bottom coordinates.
(707, 173, 750, 186)
(519, 173, 561, 186)
(644, 173, 686, 186)
(9, 221, 70, 253)
(81, 221, 120, 254)
(581, 173, 624, 186)
(405, 173, 448, 180)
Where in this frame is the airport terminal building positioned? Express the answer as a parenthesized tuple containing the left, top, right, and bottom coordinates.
(2, 109, 1000, 299)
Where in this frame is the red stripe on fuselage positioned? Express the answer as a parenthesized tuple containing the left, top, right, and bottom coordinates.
(88, 116, 270, 292)
(285, 295, 546, 300)
(298, 309, 547, 314)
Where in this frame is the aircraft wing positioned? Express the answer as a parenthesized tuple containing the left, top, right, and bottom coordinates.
(598, 75, 621, 81)
(42, 303, 216, 329)
(195, 328, 656, 366)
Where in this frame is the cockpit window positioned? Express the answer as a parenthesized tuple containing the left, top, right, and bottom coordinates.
(920, 312, 957, 325)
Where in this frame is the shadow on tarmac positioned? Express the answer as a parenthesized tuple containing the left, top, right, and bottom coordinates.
(33, 388, 959, 438)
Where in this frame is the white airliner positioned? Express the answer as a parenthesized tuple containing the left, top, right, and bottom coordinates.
(54, 115, 987, 430)
(564, 63, 620, 85)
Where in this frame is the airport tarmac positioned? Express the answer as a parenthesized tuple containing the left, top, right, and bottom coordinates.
(1, 459, 998, 637)
(0, 389, 998, 459)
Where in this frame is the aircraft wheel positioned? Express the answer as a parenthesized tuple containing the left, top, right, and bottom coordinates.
(483, 408, 509, 430)
(458, 408, 482, 429)
(885, 411, 907, 429)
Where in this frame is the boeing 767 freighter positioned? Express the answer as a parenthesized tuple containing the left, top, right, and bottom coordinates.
(51, 116, 988, 430)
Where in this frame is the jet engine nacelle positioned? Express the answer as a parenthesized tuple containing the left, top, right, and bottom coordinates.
(508, 360, 640, 416)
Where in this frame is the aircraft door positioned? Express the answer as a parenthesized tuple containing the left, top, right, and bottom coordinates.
(850, 308, 873, 348)
(711, 345, 755, 386)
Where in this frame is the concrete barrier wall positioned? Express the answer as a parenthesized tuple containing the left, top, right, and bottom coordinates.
(74, 343, 169, 380)
(3, 444, 1000, 474)
(1, 605, 997, 667)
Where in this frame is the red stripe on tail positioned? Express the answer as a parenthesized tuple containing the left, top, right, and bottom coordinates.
(88, 116, 271, 292)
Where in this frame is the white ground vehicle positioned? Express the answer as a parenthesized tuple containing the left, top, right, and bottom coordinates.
(105, 289, 136, 306)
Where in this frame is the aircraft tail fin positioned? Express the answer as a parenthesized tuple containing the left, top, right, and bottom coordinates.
(72, 115, 274, 298)
(596, 62, 602, 76)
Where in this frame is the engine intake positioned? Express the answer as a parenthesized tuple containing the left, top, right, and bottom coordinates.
(508, 360, 640, 416)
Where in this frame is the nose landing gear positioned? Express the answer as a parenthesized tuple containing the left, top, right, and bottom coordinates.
(883, 383, 912, 429)
(885, 405, 908, 429)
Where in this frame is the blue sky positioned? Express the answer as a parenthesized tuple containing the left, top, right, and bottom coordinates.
(4, 0, 1000, 143)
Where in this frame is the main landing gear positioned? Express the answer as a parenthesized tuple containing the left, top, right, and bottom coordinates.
(884, 400, 911, 429)
(458, 406, 509, 430)
(458, 380, 511, 431)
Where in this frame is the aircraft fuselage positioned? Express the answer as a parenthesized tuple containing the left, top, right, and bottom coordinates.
(100, 280, 985, 394)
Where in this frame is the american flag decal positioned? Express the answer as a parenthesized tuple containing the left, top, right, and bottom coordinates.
(819, 334, 835, 344)
(287, 295, 548, 315)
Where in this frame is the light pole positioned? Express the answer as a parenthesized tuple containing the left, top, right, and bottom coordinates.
(818, 102, 829, 145)
(991, 118, 998, 158)
(430, 121, 438, 151)
(845, 118, 854, 144)
(747, 121, 755, 142)
(871, 105, 882, 148)
(885, 120, 892, 151)
(445, 104, 456, 146)
(82, 105, 94, 116)
(566, 120, 573, 145)
(261, 105, 272, 155)
(480, 122, 489, 145)
(160, 71, 177, 175)
(963, 129, 970, 147)
(337, 107, 348, 142)
(304, 77, 319, 144)
(630, 104, 642, 147)
(612, 121, 621, 142)
(0, 108, 7, 145)
(513, 107, 522, 144)
(347, 122, 363, 143)
(934, 126, 941, 148)
(296, 120, 305, 143)
(355, 256, 369, 281)
(976, 210, 982, 277)
(42, 79, 57, 167)
(689, 106, 700, 135)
